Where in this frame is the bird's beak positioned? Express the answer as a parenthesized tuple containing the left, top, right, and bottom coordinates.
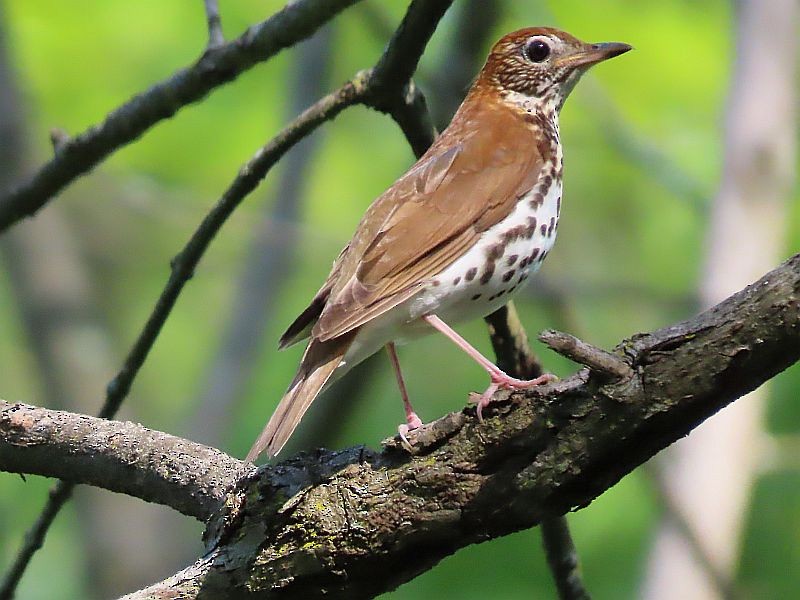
(557, 42, 632, 69)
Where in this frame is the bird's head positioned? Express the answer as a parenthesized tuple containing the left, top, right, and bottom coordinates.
(478, 27, 631, 112)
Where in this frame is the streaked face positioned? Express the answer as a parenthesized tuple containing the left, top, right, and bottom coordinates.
(487, 28, 631, 110)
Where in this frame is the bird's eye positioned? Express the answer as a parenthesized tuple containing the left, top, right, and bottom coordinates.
(525, 39, 550, 62)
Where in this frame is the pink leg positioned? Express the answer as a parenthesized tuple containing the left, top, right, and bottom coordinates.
(386, 342, 423, 445)
(423, 314, 556, 421)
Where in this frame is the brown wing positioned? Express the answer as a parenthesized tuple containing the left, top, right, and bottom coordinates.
(311, 101, 548, 342)
(278, 243, 349, 349)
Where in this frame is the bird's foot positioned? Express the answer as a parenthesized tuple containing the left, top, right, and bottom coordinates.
(472, 371, 558, 422)
(398, 411, 424, 450)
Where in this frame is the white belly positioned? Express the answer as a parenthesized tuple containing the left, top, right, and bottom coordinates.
(408, 173, 562, 325)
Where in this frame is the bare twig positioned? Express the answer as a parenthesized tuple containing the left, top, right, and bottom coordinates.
(539, 329, 633, 380)
(485, 302, 544, 378)
(541, 517, 591, 600)
(0, 480, 73, 600)
(0, 399, 249, 520)
(203, 0, 224, 48)
(0, 0, 364, 233)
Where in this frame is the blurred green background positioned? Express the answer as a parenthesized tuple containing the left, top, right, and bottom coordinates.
(0, 1, 798, 598)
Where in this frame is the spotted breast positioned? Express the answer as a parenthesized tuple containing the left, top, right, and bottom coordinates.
(408, 127, 563, 327)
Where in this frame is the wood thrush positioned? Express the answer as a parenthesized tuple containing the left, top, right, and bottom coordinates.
(247, 28, 631, 461)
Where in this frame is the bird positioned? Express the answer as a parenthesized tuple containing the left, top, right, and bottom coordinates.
(246, 27, 631, 461)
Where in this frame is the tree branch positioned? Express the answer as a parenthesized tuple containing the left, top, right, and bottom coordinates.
(540, 516, 591, 600)
(539, 329, 634, 380)
(0, 0, 364, 232)
(203, 0, 224, 48)
(0, 399, 250, 520)
(57, 252, 800, 598)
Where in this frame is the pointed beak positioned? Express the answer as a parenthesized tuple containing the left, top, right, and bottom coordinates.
(558, 41, 632, 69)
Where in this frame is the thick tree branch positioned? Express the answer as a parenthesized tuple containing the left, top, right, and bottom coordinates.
(24, 252, 797, 599)
(0, 400, 249, 520)
(0, 0, 363, 232)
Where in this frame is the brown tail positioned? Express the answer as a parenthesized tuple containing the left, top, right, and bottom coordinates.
(246, 333, 355, 462)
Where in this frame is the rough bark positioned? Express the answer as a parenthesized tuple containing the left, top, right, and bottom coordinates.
(0, 400, 251, 520)
(3, 252, 797, 598)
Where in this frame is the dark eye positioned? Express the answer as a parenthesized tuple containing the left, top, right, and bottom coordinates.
(525, 39, 550, 62)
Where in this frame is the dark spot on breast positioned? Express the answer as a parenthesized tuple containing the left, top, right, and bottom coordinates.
(525, 217, 537, 238)
(465, 267, 477, 281)
(530, 192, 544, 208)
(453, 276, 461, 286)
(480, 264, 495, 284)
(505, 225, 528, 243)
(508, 284, 518, 294)
(502, 270, 515, 282)
(556, 195, 562, 215)
(471, 293, 482, 300)
(530, 248, 540, 261)
(540, 224, 547, 236)
(540, 250, 548, 261)
(506, 254, 518, 266)
(432, 279, 440, 287)
(548, 217, 555, 237)
(540, 175, 552, 191)
(520, 257, 528, 268)
(486, 243, 504, 260)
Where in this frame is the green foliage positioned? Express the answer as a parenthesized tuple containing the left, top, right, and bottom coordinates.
(1, 1, 798, 598)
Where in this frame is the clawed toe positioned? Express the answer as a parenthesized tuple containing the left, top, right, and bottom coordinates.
(398, 412, 424, 451)
(472, 372, 557, 422)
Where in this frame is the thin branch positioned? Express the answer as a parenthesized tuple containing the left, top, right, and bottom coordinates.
(203, 0, 224, 48)
(0, 399, 249, 519)
(539, 329, 633, 380)
(0, 480, 73, 600)
(540, 517, 591, 600)
(124, 252, 800, 598)
(0, 0, 364, 233)
(485, 302, 544, 378)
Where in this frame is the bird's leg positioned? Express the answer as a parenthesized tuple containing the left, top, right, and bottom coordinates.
(386, 342, 422, 445)
(423, 314, 556, 421)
